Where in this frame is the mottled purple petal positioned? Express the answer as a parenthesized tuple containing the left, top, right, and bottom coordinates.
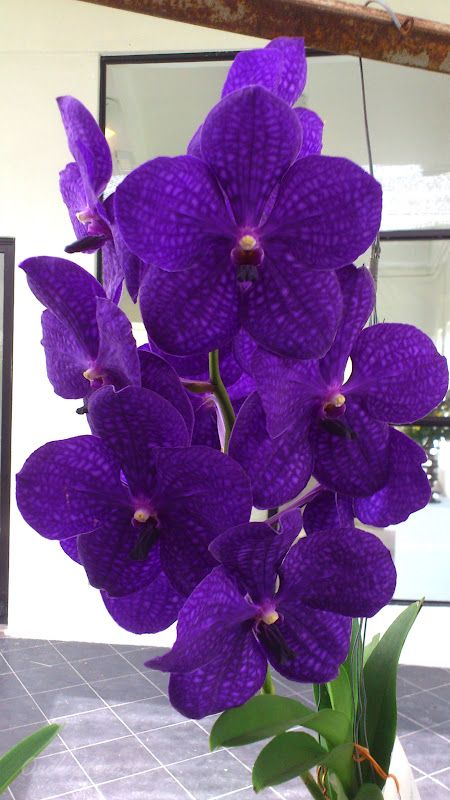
(355, 429, 431, 527)
(105, 191, 147, 303)
(154, 446, 252, 594)
(100, 239, 124, 304)
(87, 386, 190, 496)
(229, 393, 313, 509)
(279, 528, 396, 618)
(222, 48, 283, 99)
(320, 265, 375, 386)
(294, 107, 324, 157)
(263, 609, 350, 683)
(167, 628, 267, 718)
(95, 298, 140, 388)
(57, 96, 112, 199)
(347, 323, 449, 423)
(60, 536, 82, 564)
(41, 311, 90, 399)
(115, 155, 231, 269)
(242, 254, 342, 359)
(140, 252, 239, 356)
(159, 512, 218, 595)
(313, 396, 390, 496)
(139, 349, 194, 437)
(147, 568, 255, 674)
(16, 436, 128, 539)
(223, 39, 306, 106)
(59, 162, 87, 241)
(102, 573, 184, 634)
(267, 37, 306, 101)
(303, 490, 354, 536)
(201, 86, 301, 225)
(20, 256, 104, 358)
(191, 395, 220, 449)
(210, 522, 297, 603)
(233, 330, 257, 375)
(77, 513, 161, 596)
(252, 348, 325, 437)
(262, 156, 382, 271)
(277, 509, 303, 539)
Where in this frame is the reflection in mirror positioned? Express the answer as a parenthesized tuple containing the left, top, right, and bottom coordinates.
(103, 52, 450, 603)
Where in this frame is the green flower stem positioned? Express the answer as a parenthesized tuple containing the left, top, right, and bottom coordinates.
(300, 772, 327, 800)
(261, 667, 275, 695)
(208, 350, 236, 452)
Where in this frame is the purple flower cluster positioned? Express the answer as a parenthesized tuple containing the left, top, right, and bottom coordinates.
(17, 38, 448, 720)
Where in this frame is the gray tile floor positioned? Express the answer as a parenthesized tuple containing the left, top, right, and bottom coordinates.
(0, 637, 449, 799)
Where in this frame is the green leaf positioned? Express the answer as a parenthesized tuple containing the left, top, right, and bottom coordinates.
(354, 784, 384, 799)
(252, 731, 326, 791)
(327, 664, 353, 721)
(210, 695, 352, 751)
(0, 724, 60, 792)
(363, 634, 381, 666)
(252, 733, 356, 794)
(362, 599, 423, 784)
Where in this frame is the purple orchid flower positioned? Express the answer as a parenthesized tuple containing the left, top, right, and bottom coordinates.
(188, 38, 323, 161)
(16, 385, 252, 604)
(20, 256, 140, 402)
(58, 95, 144, 301)
(115, 86, 381, 359)
(146, 518, 395, 718)
(229, 264, 449, 509)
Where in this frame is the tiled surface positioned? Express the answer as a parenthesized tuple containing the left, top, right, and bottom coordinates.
(0, 637, 449, 799)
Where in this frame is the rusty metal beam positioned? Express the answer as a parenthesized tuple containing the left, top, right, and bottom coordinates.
(79, 0, 450, 73)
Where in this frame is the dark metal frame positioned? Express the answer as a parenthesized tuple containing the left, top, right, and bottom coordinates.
(0, 239, 15, 625)
(99, 52, 450, 606)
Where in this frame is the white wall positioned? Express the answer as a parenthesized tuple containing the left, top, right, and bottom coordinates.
(0, 0, 449, 666)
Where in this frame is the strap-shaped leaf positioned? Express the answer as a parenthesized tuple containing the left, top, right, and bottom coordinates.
(363, 634, 380, 666)
(362, 599, 423, 784)
(0, 724, 60, 792)
(355, 785, 384, 799)
(327, 664, 353, 720)
(210, 695, 352, 751)
(252, 732, 356, 793)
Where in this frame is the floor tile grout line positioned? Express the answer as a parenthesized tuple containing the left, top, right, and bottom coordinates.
(194, 719, 286, 800)
(428, 765, 450, 778)
(50, 640, 198, 800)
(210, 784, 253, 800)
(109, 643, 168, 695)
(2, 657, 98, 798)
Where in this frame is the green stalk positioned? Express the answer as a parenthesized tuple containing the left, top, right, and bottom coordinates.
(261, 667, 275, 695)
(300, 772, 327, 800)
(208, 350, 236, 452)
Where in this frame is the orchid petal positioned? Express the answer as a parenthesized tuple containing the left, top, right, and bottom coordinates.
(16, 436, 128, 539)
(263, 155, 382, 271)
(201, 86, 301, 225)
(115, 155, 231, 269)
(348, 323, 449, 423)
(146, 567, 255, 674)
(20, 256, 104, 358)
(77, 513, 161, 597)
(102, 573, 184, 634)
(229, 393, 313, 509)
(355, 429, 431, 526)
(140, 251, 239, 356)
